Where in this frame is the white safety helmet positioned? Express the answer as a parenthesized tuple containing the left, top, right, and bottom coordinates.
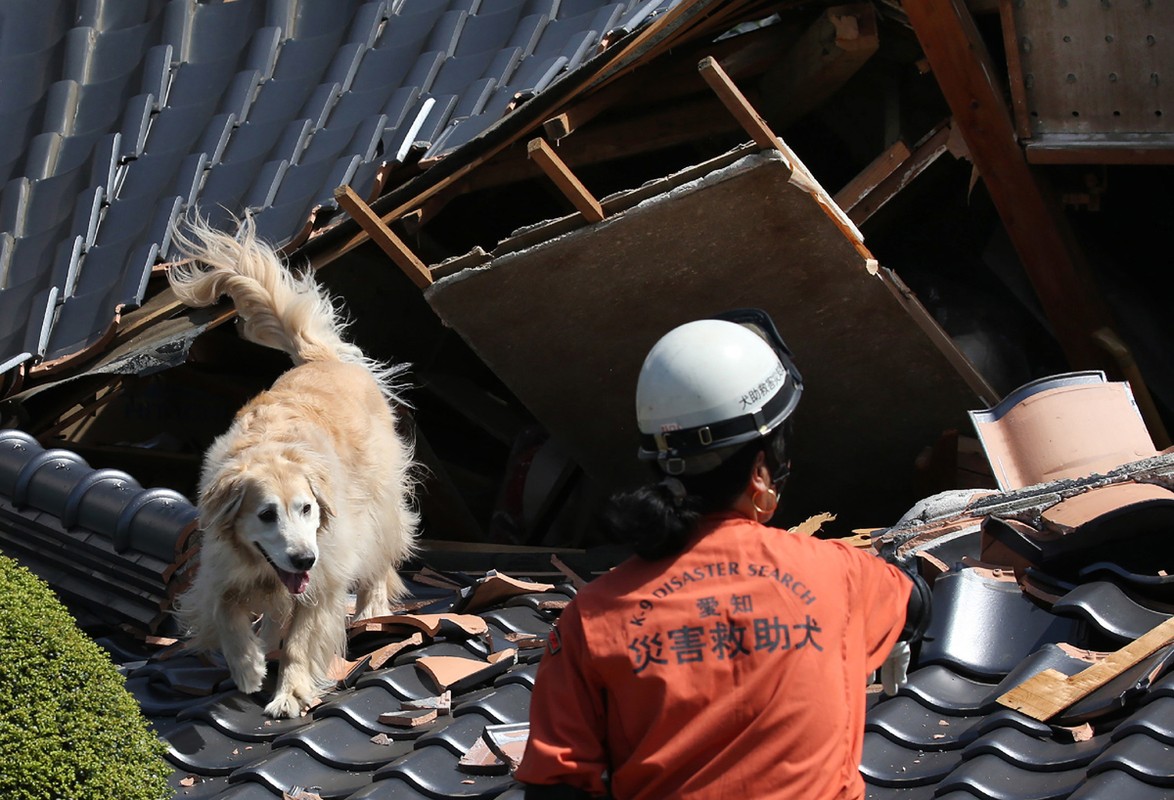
(636, 309, 802, 475)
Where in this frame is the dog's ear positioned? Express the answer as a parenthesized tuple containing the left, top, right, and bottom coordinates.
(309, 478, 334, 529)
(199, 470, 246, 533)
(302, 459, 334, 530)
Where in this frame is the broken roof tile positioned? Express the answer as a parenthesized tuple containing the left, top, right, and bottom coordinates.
(969, 372, 1159, 491)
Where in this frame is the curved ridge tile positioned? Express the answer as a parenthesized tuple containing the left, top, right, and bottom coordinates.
(862, 785, 939, 800)
(933, 752, 1086, 800)
(227, 746, 372, 799)
(166, 720, 273, 777)
(392, 639, 492, 668)
(1087, 733, 1174, 786)
(959, 727, 1110, 770)
(355, 663, 435, 701)
(125, 676, 219, 717)
(1079, 562, 1174, 604)
(860, 731, 962, 788)
(495, 661, 539, 689)
(920, 569, 1083, 679)
(1068, 768, 1174, 799)
(1113, 696, 1174, 744)
(177, 692, 313, 742)
(314, 684, 415, 737)
(413, 712, 496, 758)
(1052, 581, 1171, 644)
(970, 708, 1055, 740)
(273, 715, 413, 770)
(452, 682, 531, 726)
(1146, 671, 1174, 702)
(345, 776, 444, 799)
(373, 742, 515, 797)
(865, 696, 981, 750)
(480, 604, 557, 636)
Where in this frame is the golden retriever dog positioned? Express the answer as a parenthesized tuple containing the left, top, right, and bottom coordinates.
(168, 215, 418, 718)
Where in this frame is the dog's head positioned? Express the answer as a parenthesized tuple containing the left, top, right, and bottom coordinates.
(199, 447, 334, 595)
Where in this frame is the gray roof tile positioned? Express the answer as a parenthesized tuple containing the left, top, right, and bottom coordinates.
(920, 568, 1084, 679)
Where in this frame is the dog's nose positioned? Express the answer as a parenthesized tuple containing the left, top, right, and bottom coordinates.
(289, 552, 316, 571)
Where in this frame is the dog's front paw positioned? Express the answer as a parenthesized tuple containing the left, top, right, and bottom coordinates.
(264, 691, 305, 719)
(227, 653, 267, 695)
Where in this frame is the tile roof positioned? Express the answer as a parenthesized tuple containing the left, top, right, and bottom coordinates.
(3, 377, 1174, 796)
(868, 449, 1174, 800)
(96, 472, 1174, 794)
(0, 427, 197, 632)
(0, 0, 679, 385)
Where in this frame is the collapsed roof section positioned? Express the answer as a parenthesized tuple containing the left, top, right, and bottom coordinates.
(424, 143, 986, 526)
(2, 0, 1171, 544)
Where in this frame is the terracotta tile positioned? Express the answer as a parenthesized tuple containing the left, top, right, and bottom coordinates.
(970, 373, 1158, 491)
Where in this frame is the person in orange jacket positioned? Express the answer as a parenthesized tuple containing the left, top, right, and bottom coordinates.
(515, 309, 931, 800)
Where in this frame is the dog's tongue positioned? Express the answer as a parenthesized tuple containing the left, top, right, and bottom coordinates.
(278, 568, 310, 595)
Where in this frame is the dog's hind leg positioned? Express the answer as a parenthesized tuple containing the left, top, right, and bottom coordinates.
(353, 573, 390, 623)
(216, 600, 268, 695)
(265, 596, 346, 718)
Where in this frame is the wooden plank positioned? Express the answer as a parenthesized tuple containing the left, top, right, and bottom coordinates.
(698, 56, 779, 150)
(1024, 133, 1174, 165)
(997, 0, 1032, 138)
(1003, 1, 1174, 137)
(757, 3, 880, 131)
(997, 616, 1174, 721)
(843, 120, 954, 225)
(903, 0, 1113, 369)
(833, 138, 912, 213)
(526, 138, 605, 223)
(333, 185, 432, 289)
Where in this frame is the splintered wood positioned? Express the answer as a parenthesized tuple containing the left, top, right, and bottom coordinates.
(997, 616, 1174, 720)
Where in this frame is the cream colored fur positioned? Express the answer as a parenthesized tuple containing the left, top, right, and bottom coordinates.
(170, 215, 418, 718)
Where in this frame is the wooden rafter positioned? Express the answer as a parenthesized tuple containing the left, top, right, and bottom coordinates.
(836, 119, 955, 225)
(527, 139, 605, 223)
(334, 185, 433, 290)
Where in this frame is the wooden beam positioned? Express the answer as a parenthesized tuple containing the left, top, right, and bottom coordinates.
(758, 3, 880, 132)
(839, 120, 954, 225)
(833, 139, 912, 214)
(903, 0, 1113, 369)
(333, 185, 433, 289)
(698, 56, 782, 151)
(526, 138, 605, 223)
(998, 616, 1174, 721)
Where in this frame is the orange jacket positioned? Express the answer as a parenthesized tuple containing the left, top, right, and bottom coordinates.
(516, 513, 912, 799)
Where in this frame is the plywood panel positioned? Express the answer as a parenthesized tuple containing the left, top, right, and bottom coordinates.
(1005, 2, 1173, 137)
(425, 151, 984, 530)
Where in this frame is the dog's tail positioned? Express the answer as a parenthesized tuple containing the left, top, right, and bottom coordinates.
(167, 213, 406, 401)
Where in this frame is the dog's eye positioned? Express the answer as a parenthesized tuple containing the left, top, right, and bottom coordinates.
(257, 507, 278, 523)
(301, 503, 312, 516)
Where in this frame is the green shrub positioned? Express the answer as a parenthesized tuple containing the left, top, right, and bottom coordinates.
(0, 553, 170, 799)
